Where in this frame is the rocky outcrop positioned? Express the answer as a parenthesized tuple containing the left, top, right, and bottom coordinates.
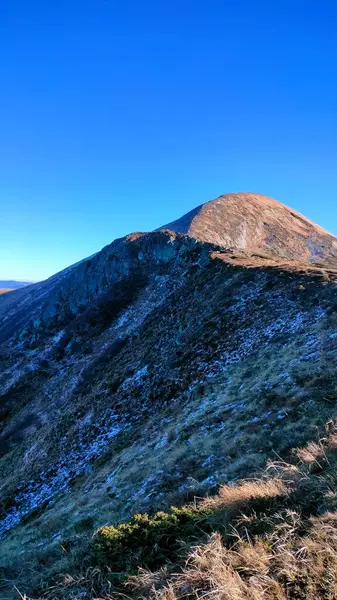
(0, 231, 216, 345)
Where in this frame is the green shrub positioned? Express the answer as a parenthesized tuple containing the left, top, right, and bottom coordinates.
(92, 506, 212, 572)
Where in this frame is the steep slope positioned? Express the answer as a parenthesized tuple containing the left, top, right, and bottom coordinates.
(160, 192, 337, 264)
(1, 195, 337, 598)
(0, 231, 214, 345)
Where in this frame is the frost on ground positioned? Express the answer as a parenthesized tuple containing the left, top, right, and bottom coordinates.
(1, 234, 337, 596)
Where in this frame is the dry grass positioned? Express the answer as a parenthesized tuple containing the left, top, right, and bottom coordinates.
(204, 479, 286, 509)
(131, 532, 285, 600)
(130, 516, 337, 600)
(211, 250, 337, 280)
(27, 425, 337, 600)
(31, 513, 337, 600)
(0, 288, 12, 294)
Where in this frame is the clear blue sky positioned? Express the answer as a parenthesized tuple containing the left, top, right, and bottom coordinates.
(1, 1, 337, 281)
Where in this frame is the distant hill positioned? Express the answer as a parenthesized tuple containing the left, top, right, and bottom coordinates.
(0, 280, 31, 291)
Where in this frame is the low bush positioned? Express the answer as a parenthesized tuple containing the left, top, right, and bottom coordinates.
(92, 479, 287, 574)
(92, 506, 212, 571)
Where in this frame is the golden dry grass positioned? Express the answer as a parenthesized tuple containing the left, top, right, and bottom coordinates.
(29, 425, 337, 600)
(211, 249, 337, 280)
(204, 479, 286, 510)
(130, 517, 337, 600)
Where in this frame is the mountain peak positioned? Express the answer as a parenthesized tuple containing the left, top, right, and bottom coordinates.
(159, 192, 337, 264)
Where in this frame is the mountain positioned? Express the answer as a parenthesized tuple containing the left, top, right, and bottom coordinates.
(160, 192, 337, 264)
(1, 193, 337, 599)
(0, 280, 32, 289)
(0, 280, 31, 294)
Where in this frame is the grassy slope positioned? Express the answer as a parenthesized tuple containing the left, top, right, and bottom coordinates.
(2, 255, 337, 598)
(27, 423, 337, 599)
(0, 289, 12, 294)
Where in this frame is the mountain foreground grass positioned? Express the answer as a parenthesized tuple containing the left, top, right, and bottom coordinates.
(5, 421, 337, 600)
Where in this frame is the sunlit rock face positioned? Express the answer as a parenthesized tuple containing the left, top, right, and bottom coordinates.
(160, 192, 337, 265)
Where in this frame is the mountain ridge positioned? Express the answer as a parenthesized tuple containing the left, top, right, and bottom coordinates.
(2, 192, 337, 346)
(2, 193, 337, 598)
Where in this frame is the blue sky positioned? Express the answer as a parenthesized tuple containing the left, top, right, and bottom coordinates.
(1, 1, 337, 281)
